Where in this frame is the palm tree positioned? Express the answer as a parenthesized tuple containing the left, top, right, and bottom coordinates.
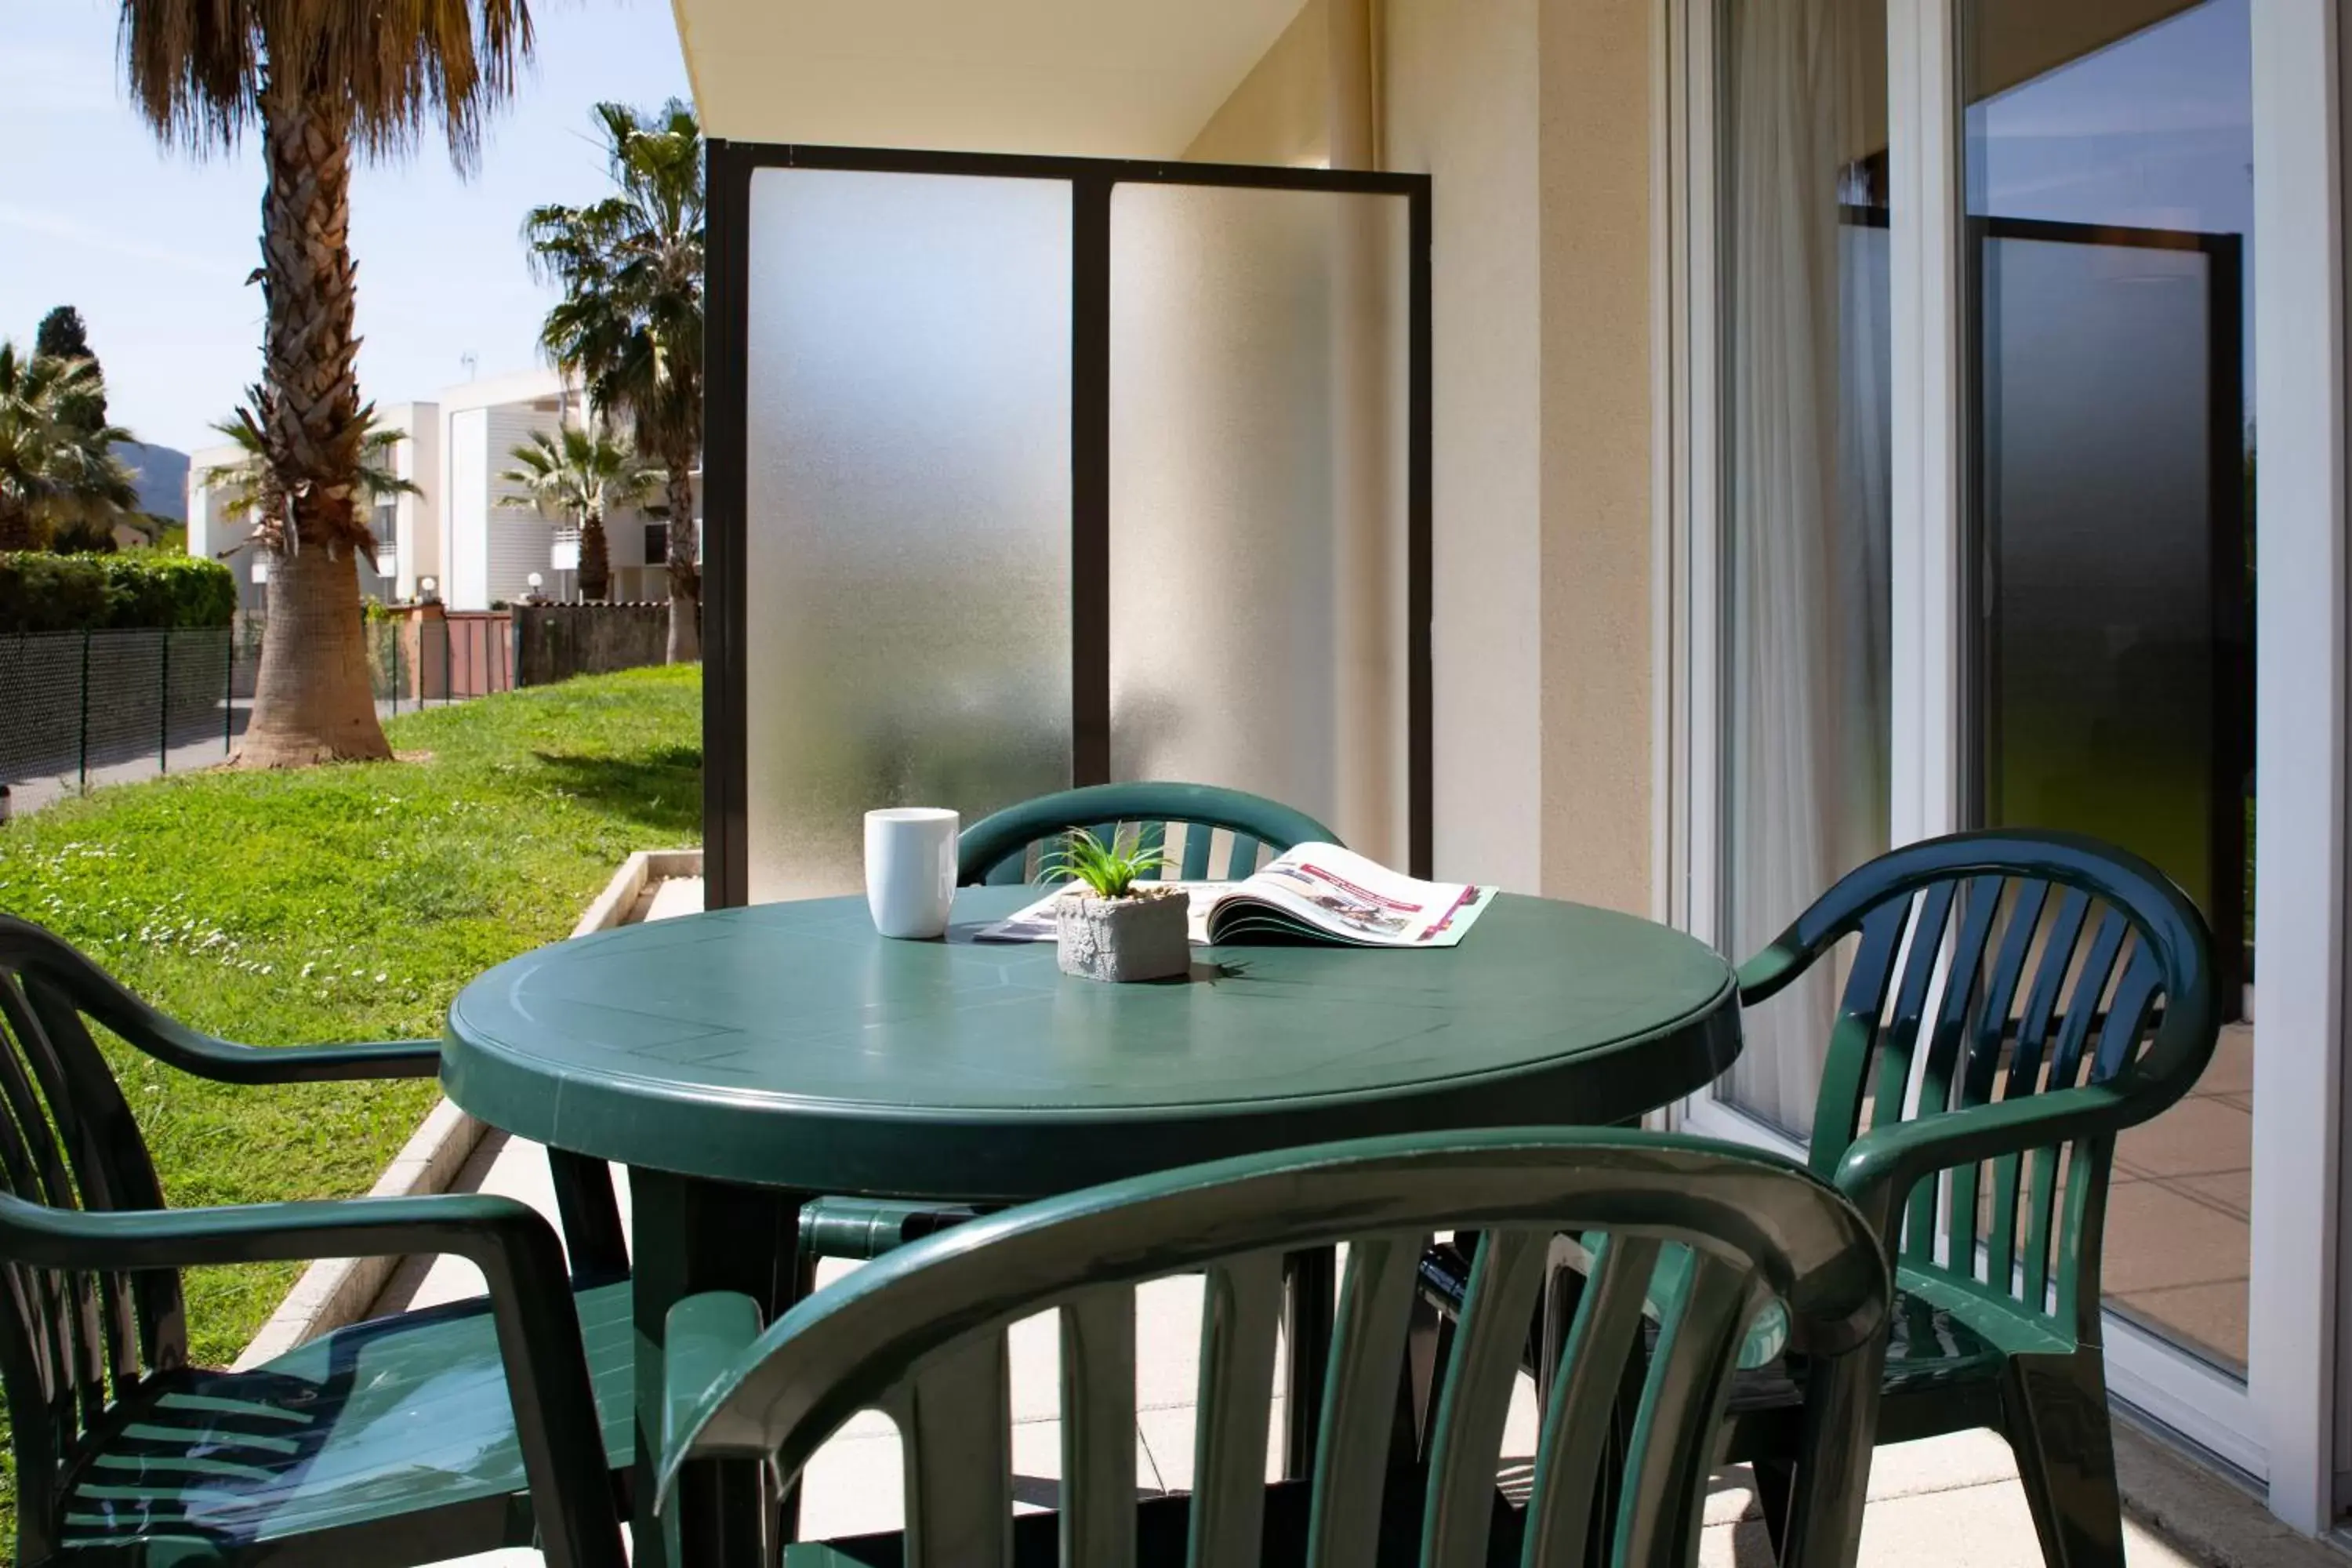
(0, 343, 139, 551)
(119, 2, 533, 767)
(524, 100, 703, 660)
(496, 424, 659, 601)
(208, 399, 419, 555)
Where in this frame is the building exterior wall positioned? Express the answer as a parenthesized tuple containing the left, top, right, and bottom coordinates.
(1191, 0, 1660, 906)
(378, 401, 441, 602)
(1184, 0, 1332, 166)
(1385, 0, 1548, 891)
(1535, 0, 1656, 914)
(445, 408, 492, 610)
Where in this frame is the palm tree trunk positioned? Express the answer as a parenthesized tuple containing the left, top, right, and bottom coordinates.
(663, 452, 699, 662)
(236, 76, 389, 767)
(579, 516, 610, 601)
(243, 546, 388, 764)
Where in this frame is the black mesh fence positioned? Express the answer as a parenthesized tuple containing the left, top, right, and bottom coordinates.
(0, 614, 518, 804)
(0, 628, 238, 790)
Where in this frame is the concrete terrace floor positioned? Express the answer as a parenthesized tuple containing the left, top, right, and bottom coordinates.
(410, 877, 2209, 1566)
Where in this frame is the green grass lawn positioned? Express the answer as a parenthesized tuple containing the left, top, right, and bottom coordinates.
(0, 662, 699, 1535)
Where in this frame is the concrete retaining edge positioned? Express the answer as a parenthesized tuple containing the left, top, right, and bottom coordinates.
(234, 846, 703, 1368)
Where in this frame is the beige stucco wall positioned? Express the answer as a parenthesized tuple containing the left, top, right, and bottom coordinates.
(1385, 0, 1548, 892)
(1388, 0, 1657, 910)
(1178, 0, 1659, 910)
(1185, 0, 1331, 165)
(1534, 0, 1654, 913)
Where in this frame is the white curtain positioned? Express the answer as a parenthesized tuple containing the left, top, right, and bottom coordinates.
(1722, 0, 1893, 1138)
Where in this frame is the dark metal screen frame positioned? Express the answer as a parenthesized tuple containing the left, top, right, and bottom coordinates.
(702, 141, 1435, 907)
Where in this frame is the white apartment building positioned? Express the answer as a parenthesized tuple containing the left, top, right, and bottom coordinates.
(187, 368, 688, 611)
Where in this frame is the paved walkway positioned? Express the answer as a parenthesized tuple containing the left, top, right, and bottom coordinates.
(4, 694, 499, 816)
(409, 877, 2205, 1566)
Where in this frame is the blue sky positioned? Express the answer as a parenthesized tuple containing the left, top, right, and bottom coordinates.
(0, 0, 691, 455)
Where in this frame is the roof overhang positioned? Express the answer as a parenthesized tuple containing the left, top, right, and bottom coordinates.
(670, 0, 1305, 158)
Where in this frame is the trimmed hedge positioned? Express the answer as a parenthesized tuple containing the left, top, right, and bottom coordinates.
(0, 553, 237, 634)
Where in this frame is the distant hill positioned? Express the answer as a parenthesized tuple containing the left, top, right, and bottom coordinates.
(117, 441, 190, 523)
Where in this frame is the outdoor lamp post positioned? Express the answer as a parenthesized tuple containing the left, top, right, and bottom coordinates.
(526, 571, 545, 604)
(419, 575, 441, 605)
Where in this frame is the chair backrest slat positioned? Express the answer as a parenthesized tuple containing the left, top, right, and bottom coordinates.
(1612, 1251, 1752, 1568)
(895, 1331, 1014, 1568)
(1981, 884, 2091, 1290)
(1223, 834, 1262, 881)
(0, 917, 199, 1564)
(1947, 878, 2048, 1269)
(1178, 822, 1216, 881)
(1811, 902, 1908, 1173)
(956, 783, 1338, 890)
(1418, 1228, 1552, 1568)
(1516, 1233, 1661, 1568)
(663, 1131, 1891, 1568)
(1058, 1288, 1138, 1568)
(1305, 1232, 1425, 1568)
(1901, 877, 2005, 1258)
(1756, 831, 2220, 1349)
(1189, 1252, 1286, 1568)
(1869, 880, 1955, 1142)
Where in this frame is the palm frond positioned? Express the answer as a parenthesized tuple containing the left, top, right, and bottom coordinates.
(118, 0, 535, 170)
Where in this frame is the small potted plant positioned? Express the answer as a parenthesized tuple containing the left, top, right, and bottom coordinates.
(1047, 828, 1191, 982)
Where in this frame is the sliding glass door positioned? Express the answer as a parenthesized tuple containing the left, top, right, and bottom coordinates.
(1960, 0, 2256, 1378)
(1675, 0, 2314, 1504)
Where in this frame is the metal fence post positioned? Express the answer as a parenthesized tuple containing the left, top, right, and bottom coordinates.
(76, 631, 89, 792)
(224, 626, 234, 757)
(392, 618, 402, 716)
(158, 630, 170, 774)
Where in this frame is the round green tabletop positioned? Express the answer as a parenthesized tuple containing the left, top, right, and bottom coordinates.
(441, 885, 1743, 1202)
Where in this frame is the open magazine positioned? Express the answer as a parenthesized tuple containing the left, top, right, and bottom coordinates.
(977, 842, 1496, 949)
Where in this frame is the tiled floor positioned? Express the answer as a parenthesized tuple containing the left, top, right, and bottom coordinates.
(2108, 1022, 2252, 1370)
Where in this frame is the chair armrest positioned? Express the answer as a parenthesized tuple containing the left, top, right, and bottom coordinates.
(139, 1035, 444, 1086)
(0, 1186, 545, 1272)
(1832, 1082, 2134, 1236)
(0, 916, 444, 1085)
(1734, 942, 1810, 1008)
(0, 1189, 625, 1566)
(663, 1292, 765, 1470)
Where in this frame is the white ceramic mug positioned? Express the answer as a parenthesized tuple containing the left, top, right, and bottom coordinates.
(864, 808, 959, 939)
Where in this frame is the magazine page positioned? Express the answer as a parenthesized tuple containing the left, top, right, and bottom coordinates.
(1210, 844, 1492, 947)
(973, 844, 1493, 949)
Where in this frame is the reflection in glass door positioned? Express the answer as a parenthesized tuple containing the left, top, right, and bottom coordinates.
(1962, 0, 2256, 1374)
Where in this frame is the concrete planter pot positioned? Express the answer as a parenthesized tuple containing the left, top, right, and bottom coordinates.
(1056, 890, 1191, 982)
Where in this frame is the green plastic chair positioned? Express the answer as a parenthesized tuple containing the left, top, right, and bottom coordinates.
(0, 916, 630, 1568)
(957, 780, 1338, 888)
(1713, 829, 2221, 1567)
(660, 1127, 1889, 1568)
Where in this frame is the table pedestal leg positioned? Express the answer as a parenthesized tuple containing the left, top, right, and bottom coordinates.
(630, 1168, 812, 1568)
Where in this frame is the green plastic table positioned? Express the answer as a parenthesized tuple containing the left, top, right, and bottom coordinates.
(441, 885, 1740, 1564)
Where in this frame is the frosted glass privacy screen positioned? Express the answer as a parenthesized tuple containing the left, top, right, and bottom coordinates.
(1107, 183, 1413, 866)
(742, 167, 1073, 903)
